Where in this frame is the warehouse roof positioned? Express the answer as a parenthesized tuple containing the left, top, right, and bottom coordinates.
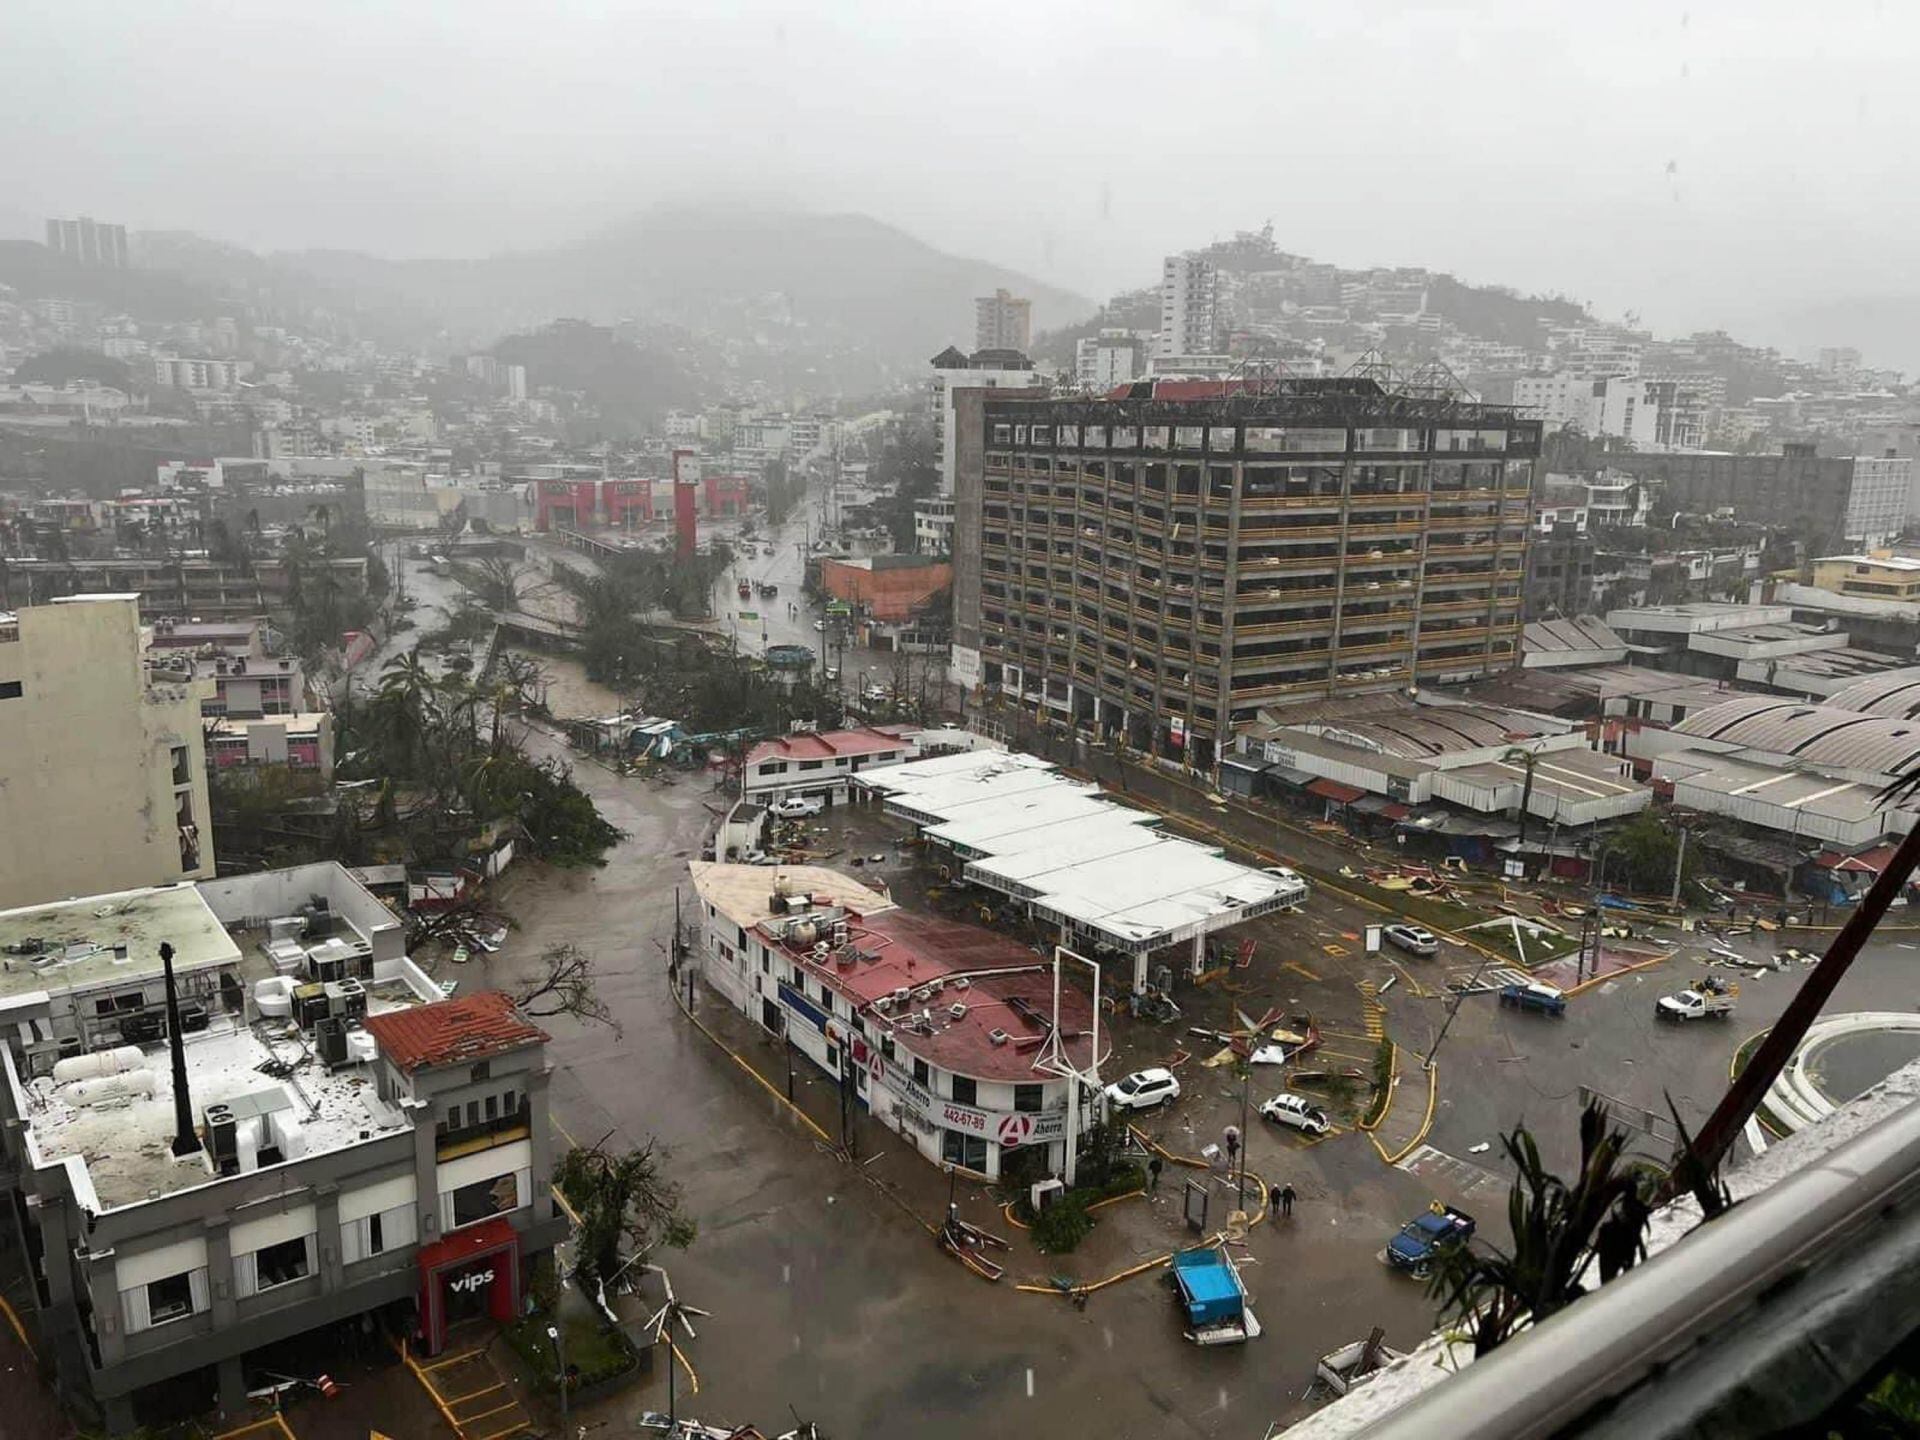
(1522, 616, 1628, 663)
(1828, 673, 1920, 718)
(1669, 759, 1893, 826)
(1675, 696, 1920, 778)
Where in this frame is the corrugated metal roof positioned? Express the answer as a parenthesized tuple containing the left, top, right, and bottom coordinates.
(1827, 673, 1920, 718)
(1523, 616, 1626, 654)
(1676, 696, 1920, 779)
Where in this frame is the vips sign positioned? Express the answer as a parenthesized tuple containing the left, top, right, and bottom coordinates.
(852, 1038, 1069, 1148)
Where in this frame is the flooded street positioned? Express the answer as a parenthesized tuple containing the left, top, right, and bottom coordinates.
(462, 730, 1422, 1438)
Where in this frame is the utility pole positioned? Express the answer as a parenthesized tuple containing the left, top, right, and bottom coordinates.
(1670, 826, 1688, 909)
(1425, 951, 1493, 1071)
(1236, 1061, 1251, 1209)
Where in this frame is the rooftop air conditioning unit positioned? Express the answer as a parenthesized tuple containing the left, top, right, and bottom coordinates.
(948, 1002, 968, 1020)
(874, 996, 893, 1014)
(950, 977, 971, 991)
(988, 1028, 1011, 1046)
(891, 987, 912, 1005)
(913, 986, 934, 1003)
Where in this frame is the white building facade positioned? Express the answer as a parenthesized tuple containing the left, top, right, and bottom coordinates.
(1158, 253, 1218, 358)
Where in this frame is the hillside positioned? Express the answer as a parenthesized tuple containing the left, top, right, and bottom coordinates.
(260, 207, 1093, 368)
(491, 320, 706, 432)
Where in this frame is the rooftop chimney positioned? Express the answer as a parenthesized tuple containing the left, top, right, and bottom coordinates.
(159, 942, 201, 1158)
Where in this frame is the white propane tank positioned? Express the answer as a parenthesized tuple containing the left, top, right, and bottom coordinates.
(51, 1046, 146, 1084)
(346, 1029, 378, 1064)
(69, 1070, 158, 1106)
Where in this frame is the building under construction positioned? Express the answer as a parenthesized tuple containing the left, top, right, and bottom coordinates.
(950, 373, 1540, 769)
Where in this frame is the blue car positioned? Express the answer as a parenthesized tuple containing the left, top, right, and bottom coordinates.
(1384, 1205, 1475, 1277)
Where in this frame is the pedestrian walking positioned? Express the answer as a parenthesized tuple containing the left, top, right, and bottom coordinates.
(1223, 1125, 1241, 1167)
(1148, 1156, 1163, 1192)
(1280, 1183, 1296, 1219)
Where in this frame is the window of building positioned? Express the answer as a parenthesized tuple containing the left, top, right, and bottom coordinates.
(485, 1094, 498, 1121)
(254, 1236, 311, 1291)
(951, 1076, 978, 1106)
(470, 1061, 491, 1083)
(758, 761, 787, 775)
(798, 760, 824, 771)
(913, 1057, 930, 1086)
(0, 681, 21, 701)
(503, 1088, 516, 1115)
(366, 1210, 386, 1255)
(449, 1172, 521, 1229)
(147, 1271, 194, 1325)
(1014, 1084, 1044, 1113)
(942, 1130, 989, 1171)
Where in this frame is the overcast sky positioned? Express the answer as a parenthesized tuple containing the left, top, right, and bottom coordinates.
(10, 0, 1920, 349)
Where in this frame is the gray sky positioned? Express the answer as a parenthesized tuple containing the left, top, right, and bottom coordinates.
(10, 0, 1920, 346)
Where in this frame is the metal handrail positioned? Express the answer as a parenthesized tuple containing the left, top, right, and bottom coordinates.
(1356, 1091, 1920, 1440)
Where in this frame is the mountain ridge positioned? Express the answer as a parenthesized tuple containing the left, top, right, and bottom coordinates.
(133, 206, 1097, 375)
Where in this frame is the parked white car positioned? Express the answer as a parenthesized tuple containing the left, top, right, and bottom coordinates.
(1384, 923, 1440, 957)
(1104, 1067, 1181, 1112)
(1259, 1092, 1332, 1135)
(770, 795, 825, 819)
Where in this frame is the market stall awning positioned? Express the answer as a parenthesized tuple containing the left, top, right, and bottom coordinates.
(1812, 845, 1898, 874)
(1265, 764, 1317, 787)
(1306, 778, 1367, 805)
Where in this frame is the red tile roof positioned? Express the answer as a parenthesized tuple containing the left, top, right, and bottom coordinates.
(746, 726, 919, 768)
(362, 991, 549, 1074)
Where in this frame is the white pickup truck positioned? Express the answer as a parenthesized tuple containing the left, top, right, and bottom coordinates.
(1657, 979, 1738, 1021)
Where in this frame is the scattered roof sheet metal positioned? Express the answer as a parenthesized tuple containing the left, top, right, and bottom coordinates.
(361, 991, 548, 1074)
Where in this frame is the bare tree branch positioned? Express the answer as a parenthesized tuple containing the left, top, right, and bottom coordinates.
(511, 942, 620, 1036)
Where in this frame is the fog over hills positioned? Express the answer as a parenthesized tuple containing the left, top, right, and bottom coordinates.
(130, 205, 1095, 369)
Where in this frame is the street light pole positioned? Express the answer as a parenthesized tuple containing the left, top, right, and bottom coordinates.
(1237, 1062, 1251, 1209)
(546, 1323, 567, 1427)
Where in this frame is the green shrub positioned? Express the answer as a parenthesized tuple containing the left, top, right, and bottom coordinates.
(1030, 1194, 1093, 1254)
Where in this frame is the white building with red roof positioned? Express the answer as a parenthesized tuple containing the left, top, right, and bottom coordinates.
(742, 724, 926, 807)
(689, 862, 1107, 1179)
